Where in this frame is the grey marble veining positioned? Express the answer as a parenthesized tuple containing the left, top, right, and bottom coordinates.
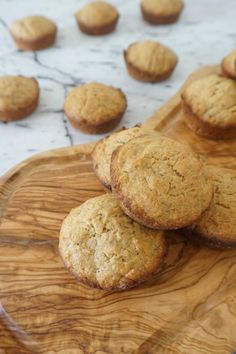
(0, 0, 235, 175)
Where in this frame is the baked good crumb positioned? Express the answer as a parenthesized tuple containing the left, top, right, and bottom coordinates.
(59, 194, 167, 291)
(64, 82, 127, 134)
(111, 134, 213, 230)
(181, 74, 236, 140)
(0, 76, 39, 121)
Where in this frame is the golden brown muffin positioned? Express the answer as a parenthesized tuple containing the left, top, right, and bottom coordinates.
(64, 82, 127, 134)
(124, 40, 178, 82)
(92, 126, 146, 190)
(59, 194, 167, 291)
(75, 1, 119, 35)
(191, 167, 236, 249)
(0, 76, 39, 121)
(10, 15, 57, 51)
(111, 134, 213, 230)
(141, 0, 184, 24)
(181, 75, 236, 140)
(222, 49, 236, 80)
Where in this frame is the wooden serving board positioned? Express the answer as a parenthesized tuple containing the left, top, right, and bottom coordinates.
(1, 66, 236, 354)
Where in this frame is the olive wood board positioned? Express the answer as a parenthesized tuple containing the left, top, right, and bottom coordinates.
(0, 65, 236, 354)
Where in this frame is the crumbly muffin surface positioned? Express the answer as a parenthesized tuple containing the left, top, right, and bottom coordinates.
(111, 135, 213, 229)
(194, 167, 236, 246)
(59, 194, 166, 290)
(64, 82, 127, 125)
(182, 75, 236, 128)
(92, 126, 145, 189)
(0, 76, 39, 117)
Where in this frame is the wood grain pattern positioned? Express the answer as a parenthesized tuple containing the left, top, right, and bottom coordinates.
(0, 66, 236, 354)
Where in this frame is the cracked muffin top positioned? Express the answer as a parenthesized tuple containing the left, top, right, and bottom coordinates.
(92, 126, 146, 190)
(59, 194, 166, 291)
(75, 1, 118, 27)
(125, 40, 177, 77)
(64, 82, 127, 125)
(10, 15, 57, 41)
(222, 49, 236, 80)
(182, 75, 236, 128)
(193, 167, 236, 247)
(111, 134, 213, 230)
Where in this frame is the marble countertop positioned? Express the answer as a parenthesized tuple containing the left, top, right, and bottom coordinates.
(0, 0, 235, 176)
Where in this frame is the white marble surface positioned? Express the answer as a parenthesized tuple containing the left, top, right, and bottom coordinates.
(0, 0, 235, 176)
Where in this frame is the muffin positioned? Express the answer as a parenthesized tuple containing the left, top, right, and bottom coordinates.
(59, 194, 167, 291)
(181, 75, 236, 140)
(75, 1, 119, 35)
(10, 15, 57, 51)
(111, 134, 213, 230)
(191, 167, 236, 249)
(0, 76, 39, 121)
(141, 0, 184, 25)
(222, 49, 236, 80)
(124, 40, 177, 82)
(92, 126, 146, 190)
(64, 82, 127, 134)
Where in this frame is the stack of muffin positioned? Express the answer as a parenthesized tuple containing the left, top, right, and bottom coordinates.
(59, 123, 236, 291)
(5, 0, 235, 292)
(59, 45, 236, 292)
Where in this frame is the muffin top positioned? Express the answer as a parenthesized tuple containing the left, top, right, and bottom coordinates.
(111, 134, 213, 230)
(10, 15, 57, 41)
(125, 40, 177, 76)
(194, 167, 236, 245)
(59, 194, 166, 290)
(141, 0, 183, 16)
(0, 76, 39, 112)
(64, 82, 127, 125)
(182, 75, 236, 128)
(222, 49, 236, 79)
(92, 126, 145, 189)
(75, 1, 118, 27)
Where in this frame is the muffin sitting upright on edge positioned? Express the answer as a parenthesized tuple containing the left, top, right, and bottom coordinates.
(222, 49, 236, 80)
(191, 167, 236, 249)
(0, 76, 39, 121)
(64, 82, 127, 134)
(141, 0, 184, 25)
(92, 126, 147, 190)
(124, 40, 177, 83)
(59, 194, 167, 291)
(181, 75, 236, 140)
(10, 15, 57, 51)
(75, 1, 119, 35)
(111, 134, 213, 230)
